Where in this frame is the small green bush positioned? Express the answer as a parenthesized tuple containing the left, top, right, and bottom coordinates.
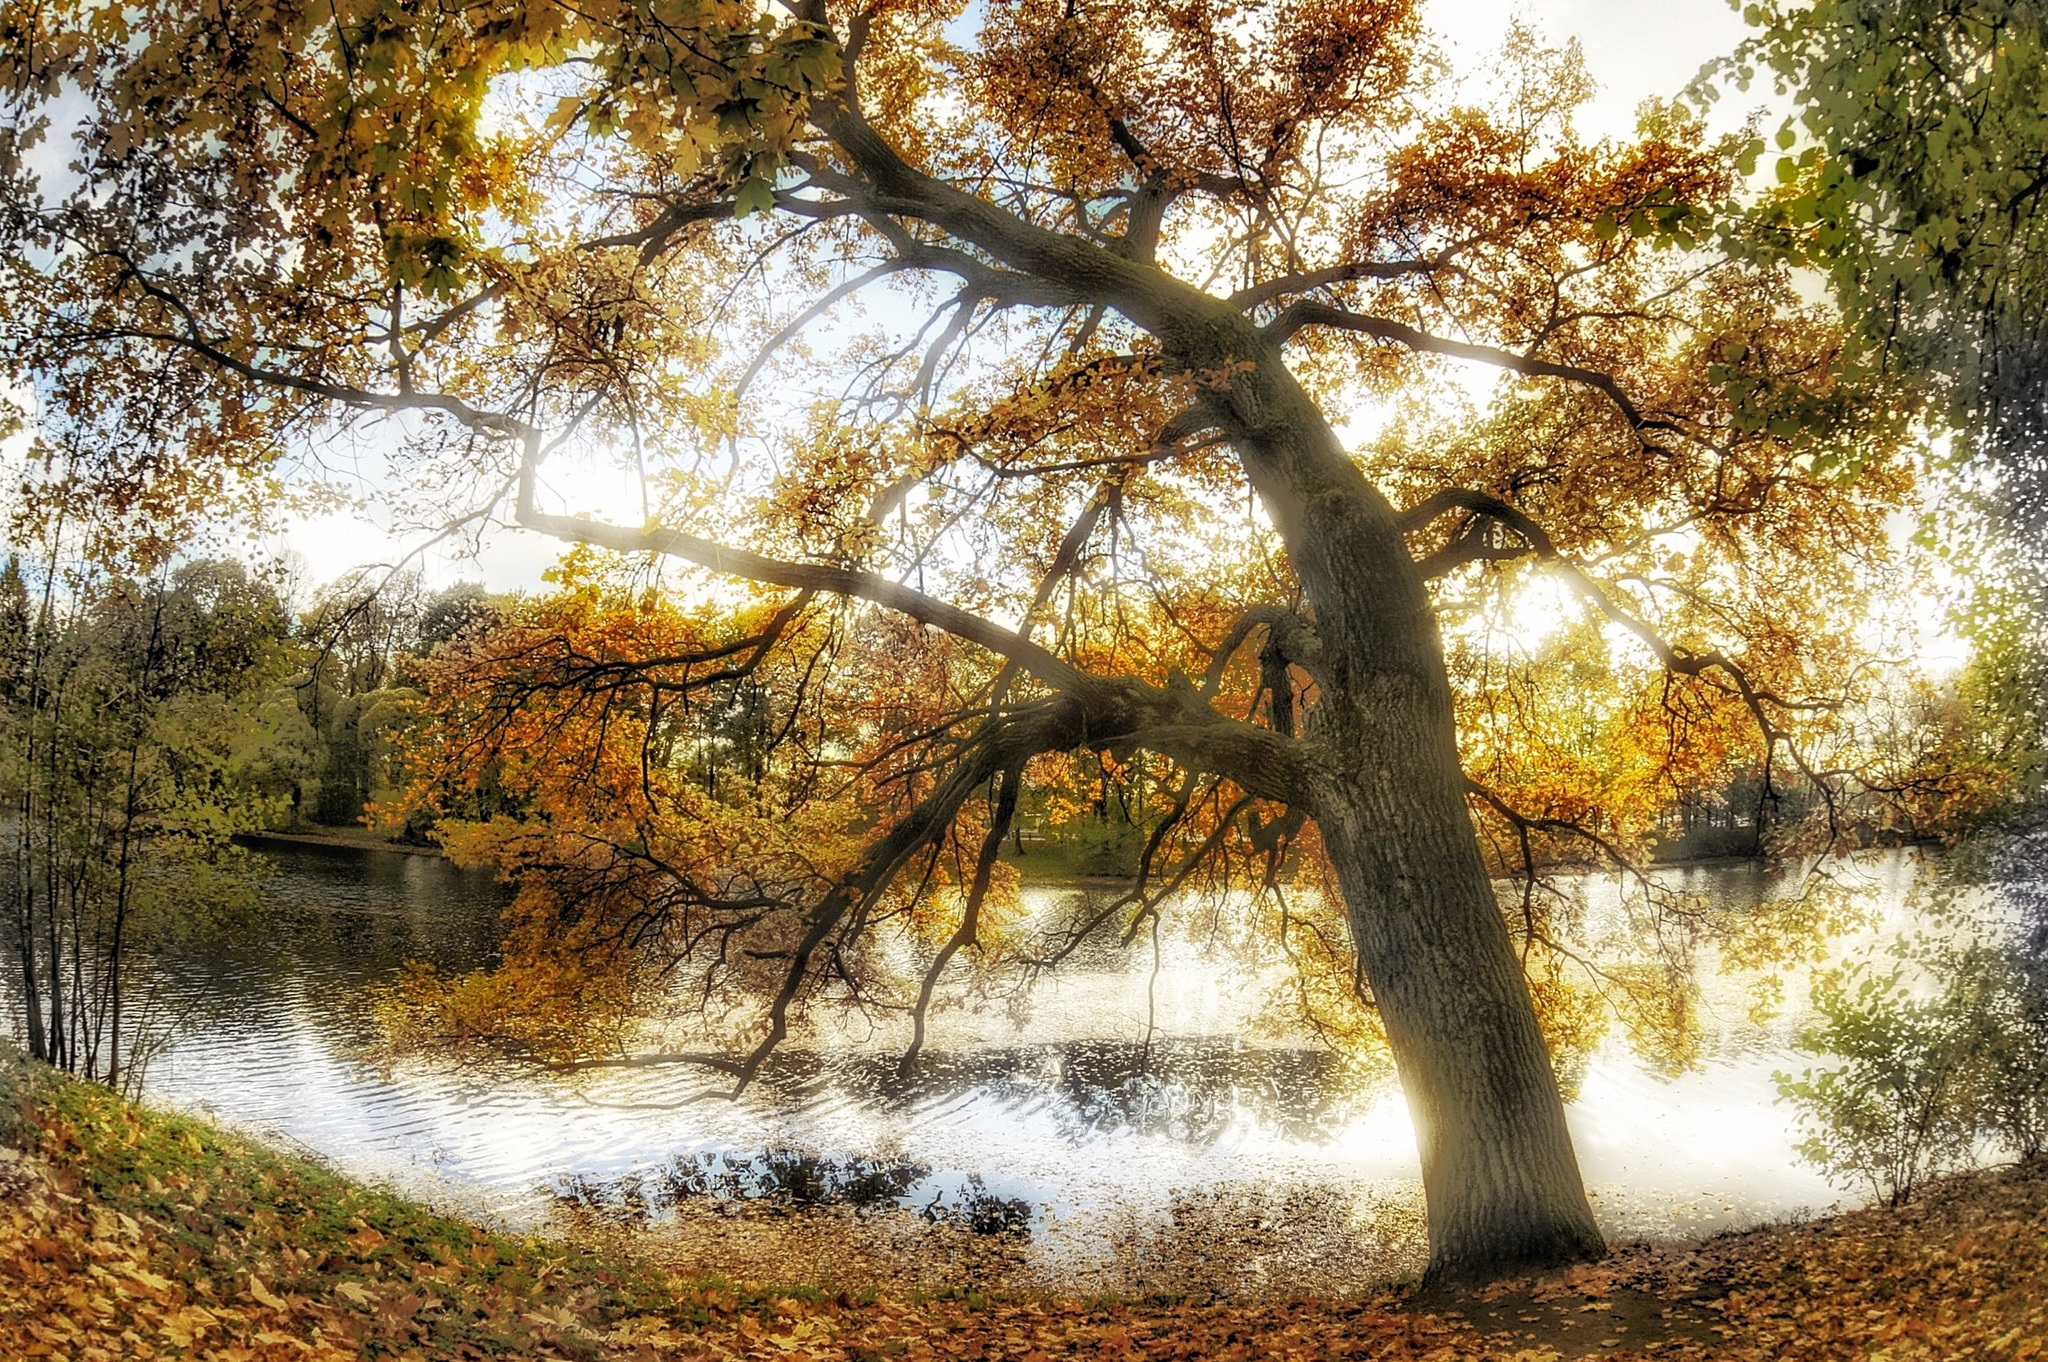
(1962, 945, 2048, 1158)
(1779, 933, 2048, 1205)
(1778, 956, 1980, 1205)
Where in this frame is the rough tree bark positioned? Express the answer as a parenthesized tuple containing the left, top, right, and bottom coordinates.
(1205, 346, 1605, 1279)
(513, 97, 1613, 1281)
(525, 271, 1609, 1280)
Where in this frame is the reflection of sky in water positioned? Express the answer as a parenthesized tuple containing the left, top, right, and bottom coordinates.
(3, 842, 1983, 1280)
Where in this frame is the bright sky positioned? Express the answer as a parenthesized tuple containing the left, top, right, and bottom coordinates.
(247, 0, 1762, 595)
(1435, 0, 1756, 142)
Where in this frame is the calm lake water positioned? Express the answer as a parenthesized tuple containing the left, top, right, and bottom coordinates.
(4, 840, 1988, 1292)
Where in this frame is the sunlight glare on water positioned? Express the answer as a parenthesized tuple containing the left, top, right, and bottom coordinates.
(1, 840, 1994, 1292)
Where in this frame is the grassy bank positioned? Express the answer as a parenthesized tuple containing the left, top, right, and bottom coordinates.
(0, 1046, 811, 1361)
(4, 1047, 2046, 1360)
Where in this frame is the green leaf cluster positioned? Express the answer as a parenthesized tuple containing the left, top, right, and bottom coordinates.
(1778, 927, 2048, 1206)
(1707, 0, 2048, 444)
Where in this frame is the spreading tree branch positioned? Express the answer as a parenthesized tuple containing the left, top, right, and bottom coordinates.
(1265, 302, 1655, 431)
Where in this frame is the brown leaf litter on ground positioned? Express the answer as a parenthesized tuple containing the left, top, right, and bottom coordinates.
(3, 1049, 2045, 1360)
(555, 1177, 1430, 1301)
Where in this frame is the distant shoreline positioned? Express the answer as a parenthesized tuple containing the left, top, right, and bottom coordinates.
(234, 828, 444, 858)
(233, 825, 1935, 878)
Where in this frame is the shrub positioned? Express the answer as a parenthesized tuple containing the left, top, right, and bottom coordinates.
(1777, 956, 1982, 1205)
(1779, 932, 2048, 1204)
(1960, 945, 2048, 1158)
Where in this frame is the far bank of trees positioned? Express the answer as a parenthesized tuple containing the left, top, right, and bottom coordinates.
(0, 548, 503, 1088)
(370, 551, 2028, 1087)
(296, 572, 501, 831)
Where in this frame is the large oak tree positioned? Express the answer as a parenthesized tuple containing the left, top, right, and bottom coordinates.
(0, 0, 1929, 1279)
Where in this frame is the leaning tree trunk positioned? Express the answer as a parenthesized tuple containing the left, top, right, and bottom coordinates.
(1223, 349, 1606, 1282)
(1315, 732, 1604, 1280)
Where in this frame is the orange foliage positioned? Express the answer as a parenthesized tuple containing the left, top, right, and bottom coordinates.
(0, 0, 2006, 1098)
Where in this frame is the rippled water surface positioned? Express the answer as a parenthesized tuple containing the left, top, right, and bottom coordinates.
(6, 840, 1969, 1292)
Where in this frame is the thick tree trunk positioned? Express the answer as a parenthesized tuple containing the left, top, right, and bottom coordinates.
(1315, 730, 1604, 1281)
(1212, 349, 1605, 1282)
(1305, 555, 1607, 1281)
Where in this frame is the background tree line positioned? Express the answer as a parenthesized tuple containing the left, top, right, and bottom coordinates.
(0, 546, 503, 1088)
